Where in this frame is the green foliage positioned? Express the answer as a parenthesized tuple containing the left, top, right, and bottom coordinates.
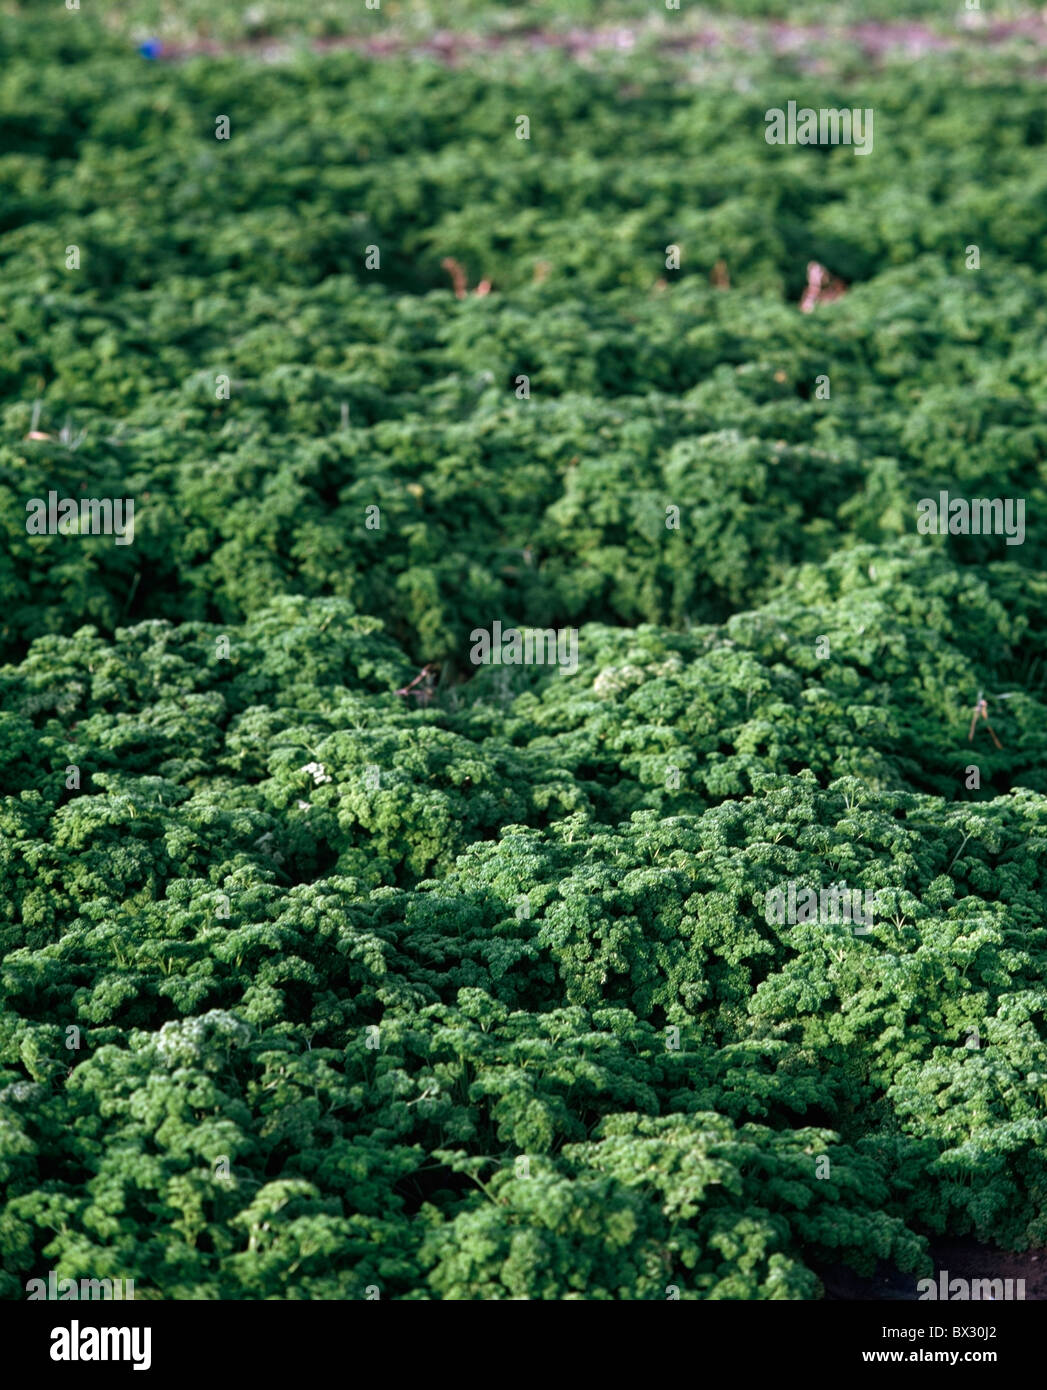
(2, 0, 1046, 1301)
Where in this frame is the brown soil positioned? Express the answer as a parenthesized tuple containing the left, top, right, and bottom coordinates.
(822, 1240, 1047, 1301)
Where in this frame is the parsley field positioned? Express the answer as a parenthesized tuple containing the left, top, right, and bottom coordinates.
(1, 1, 1046, 1301)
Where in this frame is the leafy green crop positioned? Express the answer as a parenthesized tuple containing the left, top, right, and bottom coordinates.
(2, 0, 1046, 1301)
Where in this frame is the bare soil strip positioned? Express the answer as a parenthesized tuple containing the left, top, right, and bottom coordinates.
(152, 16, 1047, 66)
